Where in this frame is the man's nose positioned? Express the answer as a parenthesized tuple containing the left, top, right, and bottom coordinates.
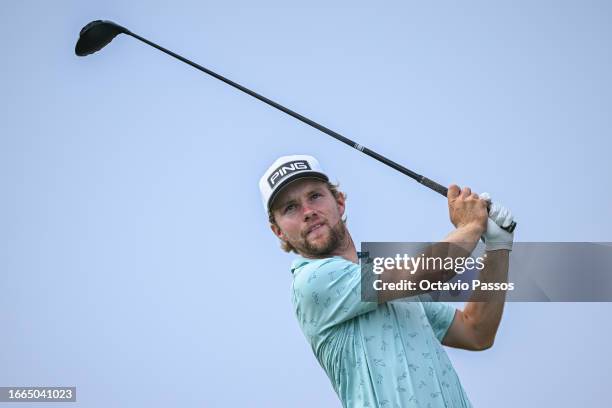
(302, 203, 317, 220)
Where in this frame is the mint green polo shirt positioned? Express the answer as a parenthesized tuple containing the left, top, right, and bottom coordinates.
(290, 256, 473, 408)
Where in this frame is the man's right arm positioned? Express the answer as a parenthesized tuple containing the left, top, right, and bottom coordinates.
(377, 185, 488, 303)
(377, 224, 482, 303)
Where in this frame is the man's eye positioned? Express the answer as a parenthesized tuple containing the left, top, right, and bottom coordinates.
(311, 193, 322, 199)
(284, 204, 297, 214)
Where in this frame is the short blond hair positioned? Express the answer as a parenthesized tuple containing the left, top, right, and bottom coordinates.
(268, 181, 347, 253)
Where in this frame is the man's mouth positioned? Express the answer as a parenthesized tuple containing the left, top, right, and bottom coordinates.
(306, 222, 326, 236)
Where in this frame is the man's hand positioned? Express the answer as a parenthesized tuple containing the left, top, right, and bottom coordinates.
(447, 185, 488, 235)
(479, 193, 514, 251)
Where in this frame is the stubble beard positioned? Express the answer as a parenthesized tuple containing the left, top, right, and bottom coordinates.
(296, 220, 347, 257)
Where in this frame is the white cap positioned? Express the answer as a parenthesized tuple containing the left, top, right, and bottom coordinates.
(259, 154, 329, 213)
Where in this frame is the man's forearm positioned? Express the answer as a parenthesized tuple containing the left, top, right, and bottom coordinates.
(378, 225, 484, 303)
(442, 224, 483, 253)
(461, 249, 510, 348)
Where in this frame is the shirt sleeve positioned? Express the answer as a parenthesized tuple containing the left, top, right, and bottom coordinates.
(421, 297, 457, 342)
(292, 257, 378, 335)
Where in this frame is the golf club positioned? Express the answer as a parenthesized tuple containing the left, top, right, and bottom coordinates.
(75, 20, 516, 233)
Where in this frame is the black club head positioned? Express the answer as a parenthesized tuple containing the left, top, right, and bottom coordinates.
(75, 20, 128, 56)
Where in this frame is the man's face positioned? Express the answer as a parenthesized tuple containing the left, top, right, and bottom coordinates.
(270, 179, 347, 257)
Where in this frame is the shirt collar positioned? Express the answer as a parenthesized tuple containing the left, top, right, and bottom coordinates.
(290, 254, 365, 276)
(290, 256, 311, 276)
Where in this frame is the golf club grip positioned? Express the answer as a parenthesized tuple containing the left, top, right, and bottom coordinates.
(420, 177, 449, 197)
(421, 178, 517, 233)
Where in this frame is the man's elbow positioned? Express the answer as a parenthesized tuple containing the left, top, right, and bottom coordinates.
(473, 335, 495, 351)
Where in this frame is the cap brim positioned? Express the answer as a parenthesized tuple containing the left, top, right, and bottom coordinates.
(267, 171, 329, 212)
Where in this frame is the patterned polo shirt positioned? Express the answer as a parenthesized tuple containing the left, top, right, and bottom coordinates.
(290, 255, 473, 408)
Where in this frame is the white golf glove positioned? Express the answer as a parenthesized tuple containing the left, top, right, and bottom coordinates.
(479, 193, 514, 251)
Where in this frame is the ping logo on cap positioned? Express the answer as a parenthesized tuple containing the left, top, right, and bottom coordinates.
(267, 160, 311, 188)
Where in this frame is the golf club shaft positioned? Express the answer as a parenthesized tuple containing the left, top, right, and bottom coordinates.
(128, 31, 445, 191)
(126, 30, 515, 233)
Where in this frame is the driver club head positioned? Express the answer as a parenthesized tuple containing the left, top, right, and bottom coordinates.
(75, 20, 129, 56)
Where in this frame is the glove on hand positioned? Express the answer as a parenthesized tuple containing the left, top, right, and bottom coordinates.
(479, 192, 514, 251)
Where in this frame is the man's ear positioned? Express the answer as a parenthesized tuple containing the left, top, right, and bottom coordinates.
(270, 223, 285, 240)
(336, 192, 346, 216)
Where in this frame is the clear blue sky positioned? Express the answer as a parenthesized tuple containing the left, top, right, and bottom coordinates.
(1, 1, 611, 406)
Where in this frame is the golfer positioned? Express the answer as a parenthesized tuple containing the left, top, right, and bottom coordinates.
(259, 155, 514, 408)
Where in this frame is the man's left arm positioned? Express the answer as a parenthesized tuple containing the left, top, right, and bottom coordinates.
(442, 249, 509, 350)
(442, 195, 514, 351)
